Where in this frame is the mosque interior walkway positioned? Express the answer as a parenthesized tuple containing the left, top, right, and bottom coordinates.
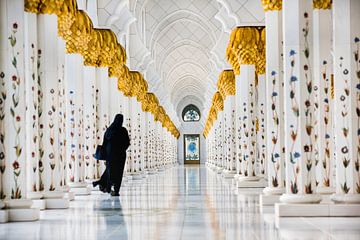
(1, 165, 359, 240)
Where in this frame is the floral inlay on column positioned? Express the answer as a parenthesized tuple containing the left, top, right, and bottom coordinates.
(0, 71, 6, 199)
(302, 12, 314, 194)
(30, 43, 38, 192)
(236, 115, 242, 175)
(9, 23, 22, 199)
(270, 71, 280, 187)
(69, 91, 75, 182)
(77, 105, 84, 182)
(289, 49, 300, 194)
(37, 48, 44, 191)
(95, 88, 100, 179)
(354, 36, 360, 193)
(250, 83, 256, 176)
(58, 76, 66, 187)
(91, 85, 96, 179)
(84, 114, 91, 179)
(242, 103, 248, 176)
(48, 88, 56, 191)
(321, 60, 331, 187)
(338, 57, 350, 193)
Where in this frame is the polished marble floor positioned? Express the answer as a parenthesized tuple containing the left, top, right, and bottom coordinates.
(1, 165, 360, 240)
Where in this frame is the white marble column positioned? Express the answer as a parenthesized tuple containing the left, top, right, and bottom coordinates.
(24, 12, 40, 200)
(83, 66, 97, 181)
(280, 0, 321, 203)
(313, 3, 335, 195)
(64, 53, 90, 195)
(0, 0, 39, 221)
(222, 95, 236, 178)
(261, 3, 286, 196)
(57, 38, 71, 198)
(217, 111, 225, 174)
(331, 0, 360, 203)
(236, 64, 258, 180)
(95, 67, 110, 178)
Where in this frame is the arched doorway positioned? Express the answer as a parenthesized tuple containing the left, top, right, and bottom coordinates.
(182, 105, 201, 164)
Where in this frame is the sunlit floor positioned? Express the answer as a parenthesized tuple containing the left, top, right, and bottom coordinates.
(1, 165, 360, 240)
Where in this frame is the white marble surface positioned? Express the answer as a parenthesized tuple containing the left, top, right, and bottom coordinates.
(0, 166, 359, 239)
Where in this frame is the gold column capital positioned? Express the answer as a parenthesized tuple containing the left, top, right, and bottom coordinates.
(313, 0, 332, 10)
(261, 0, 282, 12)
(256, 28, 266, 75)
(227, 27, 260, 74)
(218, 70, 236, 98)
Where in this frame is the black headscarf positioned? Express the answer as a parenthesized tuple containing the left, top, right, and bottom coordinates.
(105, 114, 124, 140)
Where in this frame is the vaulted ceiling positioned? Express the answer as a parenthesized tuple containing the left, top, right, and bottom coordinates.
(96, 0, 264, 127)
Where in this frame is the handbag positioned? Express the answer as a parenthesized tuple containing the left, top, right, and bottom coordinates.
(94, 145, 106, 161)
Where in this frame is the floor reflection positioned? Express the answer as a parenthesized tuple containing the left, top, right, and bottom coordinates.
(0, 165, 359, 240)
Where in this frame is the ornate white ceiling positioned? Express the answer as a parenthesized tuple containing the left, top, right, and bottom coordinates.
(96, 0, 264, 127)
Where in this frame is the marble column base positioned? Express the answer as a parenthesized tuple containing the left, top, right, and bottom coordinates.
(45, 198, 69, 209)
(275, 203, 360, 217)
(32, 199, 46, 210)
(216, 167, 224, 174)
(157, 166, 166, 172)
(147, 169, 158, 175)
(8, 208, 40, 222)
(260, 194, 281, 206)
(0, 201, 7, 223)
(280, 194, 322, 204)
(263, 187, 285, 195)
(317, 186, 336, 195)
(236, 176, 267, 188)
(64, 191, 75, 201)
(127, 173, 143, 181)
(259, 187, 285, 206)
(331, 193, 360, 204)
(0, 210, 8, 223)
(69, 182, 91, 196)
(4, 199, 40, 222)
(27, 192, 45, 210)
(222, 170, 236, 179)
(42, 191, 69, 209)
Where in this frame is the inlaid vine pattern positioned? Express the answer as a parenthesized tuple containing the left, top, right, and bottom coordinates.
(95, 89, 100, 179)
(30, 43, 38, 192)
(9, 23, 23, 199)
(270, 71, 280, 187)
(0, 71, 6, 199)
(354, 36, 360, 193)
(84, 113, 91, 179)
(289, 49, 300, 194)
(338, 57, 350, 194)
(236, 113, 242, 175)
(302, 12, 314, 194)
(48, 88, 56, 191)
(37, 48, 44, 191)
(242, 102, 249, 176)
(69, 91, 76, 182)
(58, 75, 66, 187)
(91, 85, 96, 179)
(250, 82, 256, 176)
(77, 105, 84, 182)
(259, 103, 266, 175)
(231, 109, 236, 172)
(137, 113, 142, 171)
(321, 60, 331, 187)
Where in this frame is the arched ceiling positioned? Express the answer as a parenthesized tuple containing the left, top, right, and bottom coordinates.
(97, 0, 264, 128)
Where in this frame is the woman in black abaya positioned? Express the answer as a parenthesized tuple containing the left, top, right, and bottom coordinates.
(93, 114, 130, 196)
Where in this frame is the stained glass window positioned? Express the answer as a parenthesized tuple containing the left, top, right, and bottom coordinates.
(182, 104, 200, 122)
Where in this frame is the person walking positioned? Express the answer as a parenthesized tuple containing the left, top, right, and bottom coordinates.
(93, 114, 130, 196)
